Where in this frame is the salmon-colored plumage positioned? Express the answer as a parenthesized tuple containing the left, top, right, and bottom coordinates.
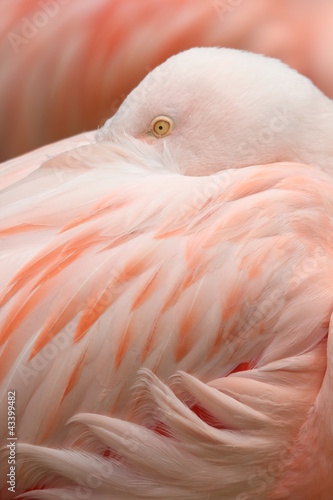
(1, 47, 333, 499)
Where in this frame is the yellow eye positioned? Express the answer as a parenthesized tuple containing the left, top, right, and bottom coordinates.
(151, 116, 173, 138)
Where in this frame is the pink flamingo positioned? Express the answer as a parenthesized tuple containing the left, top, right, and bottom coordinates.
(1, 48, 333, 498)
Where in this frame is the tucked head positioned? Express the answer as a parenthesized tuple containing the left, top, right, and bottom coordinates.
(100, 47, 333, 175)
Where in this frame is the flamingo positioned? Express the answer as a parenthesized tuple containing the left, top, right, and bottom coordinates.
(0, 47, 333, 498)
(1, 0, 333, 161)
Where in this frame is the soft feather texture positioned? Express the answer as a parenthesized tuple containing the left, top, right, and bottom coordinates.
(1, 48, 333, 498)
(1, 138, 333, 498)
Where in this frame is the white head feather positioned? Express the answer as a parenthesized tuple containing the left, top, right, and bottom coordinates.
(100, 47, 333, 175)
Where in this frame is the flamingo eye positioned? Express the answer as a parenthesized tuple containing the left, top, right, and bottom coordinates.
(151, 116, 173, 138)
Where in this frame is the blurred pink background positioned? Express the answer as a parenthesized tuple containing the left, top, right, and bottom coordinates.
(0, 0, 332, 161)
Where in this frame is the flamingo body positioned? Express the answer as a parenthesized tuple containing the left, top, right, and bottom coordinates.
(0, 48, 333, 498)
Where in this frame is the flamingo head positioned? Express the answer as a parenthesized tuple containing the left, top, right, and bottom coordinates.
(100, 47, 333, 175)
